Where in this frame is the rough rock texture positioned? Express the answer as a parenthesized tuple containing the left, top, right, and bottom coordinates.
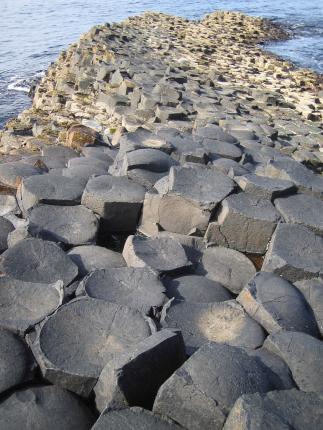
(235, 174, 296, 200)
(28, 297, 153, 397)
(223, 389, 323, 430)
(0, 385, 95, 430)
(94, 330, 185, 411)
(294, 278, 323, 335)
(153, 342, 283, 430)
(237, 271, 318, 335)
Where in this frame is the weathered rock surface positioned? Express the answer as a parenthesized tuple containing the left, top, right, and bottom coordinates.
(206, 193, 280, 254)
(223, 389, 323, 430)
(0, 216, 14, 252)
(237, 271, 318, 335)
(163, 300, 265, 354)
(67, 245, 126, 276)
(81, 175, 145, 232)
(27, 204, 98, 245)
(0, 162, 43, 189)
(153, 342, 283, 429)
(164, 274, 232, 303)
(0, 238, 78, 286)
(264, 331, 323, 393)
(0, 277, 63, 334)
(92, 407, 183, 430)
(94, 329, 185, 411)
(0, 194, 19, 216)
(77, 267, 166, 315)
(196, 246, 256, 294)
(28, 297, 152, 396)
(0, 328, 33, 395)
(123, 235, 191, 274)
(0, 386, 95, 430)
(236, 174, 296, 199)
(294, 278, 323, 336)
(262, 223, 323, 282)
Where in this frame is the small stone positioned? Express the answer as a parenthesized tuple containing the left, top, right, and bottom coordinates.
(28, 204, 98, 246)
(28, 297, 152, 397)
(94, 330, 185, 411)
(262, 223, 323, 282)
(153, 342, 282, 430)
(223, 389, 323, 430)
(0, 238, 78, 286)
(196, 247, 256, 294)
(123, 235, 191, 274)
(237, 271, 318, 336)
(0, 385, 95, 430)
(163, 300, 265, 354)
(264, 331, 323, 393)
(77, 267, 166, 315)
(81, 175, 145, 232)
(67, 245, 125, 277)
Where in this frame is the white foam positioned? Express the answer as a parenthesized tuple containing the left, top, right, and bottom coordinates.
(7, 78, 30, 93)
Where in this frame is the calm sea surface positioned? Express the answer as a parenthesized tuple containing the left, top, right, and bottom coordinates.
(0, 0, 322, 128)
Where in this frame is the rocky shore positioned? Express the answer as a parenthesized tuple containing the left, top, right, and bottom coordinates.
(0, 10, 322, 429)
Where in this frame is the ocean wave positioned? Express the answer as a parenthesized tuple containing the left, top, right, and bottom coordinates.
(7, 78, 30, 93)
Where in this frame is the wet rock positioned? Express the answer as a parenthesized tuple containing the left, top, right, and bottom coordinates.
(28, 204, 98, 246)
(0, 238, 78, 286)
(123, 235, 191, 274)
(163, 300, 265, 354)
(195, 246, 256, 294)
(236, 174, 296, 199)
(67, 245, 126, 277)
(94, 330, 185, 411)
(92, 407, 182, 430)
(0, 328, 33, 395)
(164, 275, 232, 303)
(294, 278, 323, 336)
(77, 267, 166, 314)
(0, 162, 43, 189)
(262, 223, 323, 282)
(274, 193, 323, 236)
(28, 297, 153, 397)
(0, 385, 95, 430)
(18, 174, 85, 212)
(81, 175, 145, 232)
(223, 389, 323, 430)
(205, 193, 280, 254)
(264, 331, 323, 393)
(0, 216, 14, 252)
(237, 271, 318, 336)
(153, 342, 282, 430)
(0, 277, 63, 334)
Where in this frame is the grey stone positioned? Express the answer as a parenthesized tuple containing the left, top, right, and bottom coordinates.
(94, 330, 185, 411)
(61, 164, 107, 183)
(194, 124, 238, 143)
(127, 168, 165, 189)
(205, 193, 280, 254)
(223, 389, 323, 430)
(0, 216, 14, 252)
(236, 174, 296, 199)
(264, 331, 323, 393)
(202, 139, 242, 161)
(122, 148, 177, 174)
(81, 146, 116, 162)
(41, 144, 79, 161)
(67, 156, 111, 171)
(262, 158, 323, 199)
(92, 407, 182, 430)
(0, 162, 43, 189)
(294, 278, 323, 336)
(123, 235, 191, 274)
(153, 342, 282, 430)
(275, 193, 323, 236)
(81, 175, 145, 232)
(0, 194, 19, 216)
(67, 245, 125, 277)
(117, 128, 174, 154)
(0, 277, 63, 334)
(28, 297, 153, 397)
(0, 328, 33, 395)
(77, 267, 166, 315)
(163, 300, 265, 354)
(210, 158, 250, 176)
(196, 247, 256, 294)
(157, 231, 205, 263)
(262, 223, 323, 282)
(17, 174, 85, 212)
(0, 238, 78, 286)
(237, 272, 318, 336)
(0, 385, 95, 430)
(28, 204, 99, 246)
(164, 275, 232, 303)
